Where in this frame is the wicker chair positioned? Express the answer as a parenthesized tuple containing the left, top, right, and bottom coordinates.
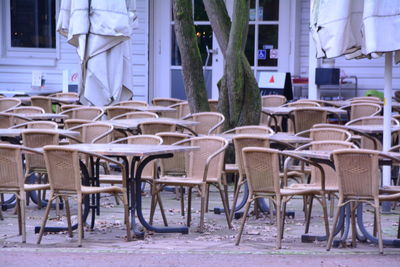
(60, 106, 104, 121)
(0, 144, 49, 242)
(152, 97, 182, 107)
(260, 95, 287, 130)
(104, 106, 141, 120)
(138, 121, 177, 135)
(288, 107, 328, 134)
(223, 125, 274, 135)
(0, 98, 21, 112)
(30, 96, 54, 113)
(60, 104, 82, 112)
(350, 96, 381, 102)
(327, 149, 400, 253)
(285, 101, 321, 107)
(69, 122, 113, 144)
(183, 112, 225, 135)
(208, 99, 218, 112)
(63, 119, 93, 130)
(236, 147, 328, 249)
(296, 127, 352, 141)
(170, 102, 190, 119)
(8, 106, 45, 114)
(153, 136, 230, 230)
(349, 103, 381, 121)
(117, 100, 148, 107)
(228, 135, 271, 223)
(0, 112, 31, 128)
(37, 145, 131, 246)
(49, 92, 79, 98)
(111, 111, 159, 120)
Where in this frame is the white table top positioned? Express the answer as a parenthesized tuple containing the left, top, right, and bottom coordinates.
(262, 106, 347, 116)
(0, 128, 80, 137)
(0, 88, 61, 97)
(217, 132, 311, 144)
(107, 117, 199, 130)
(65, 143, 198, 157)
(344, 124, 400, 134)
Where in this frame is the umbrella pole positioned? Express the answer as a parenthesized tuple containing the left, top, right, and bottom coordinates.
(382, 52, 393, 212)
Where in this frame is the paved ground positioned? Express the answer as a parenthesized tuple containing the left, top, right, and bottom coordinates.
(1, 187, 400, 266)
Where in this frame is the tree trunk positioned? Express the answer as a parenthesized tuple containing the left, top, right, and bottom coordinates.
(172, 0, 209, 113)
(204, 0, 260, 129)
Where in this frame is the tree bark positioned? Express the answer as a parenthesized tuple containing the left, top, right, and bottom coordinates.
(204, 0, 260, 129)
(172, 0, 209, 113)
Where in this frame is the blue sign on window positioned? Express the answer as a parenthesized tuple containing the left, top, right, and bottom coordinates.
(258, 49, 267, 60)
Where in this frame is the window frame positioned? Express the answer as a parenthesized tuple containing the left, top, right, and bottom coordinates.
(0, 0, 60, 66)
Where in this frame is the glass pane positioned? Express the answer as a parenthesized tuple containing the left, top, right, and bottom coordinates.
(258, 25, 278, 66)
(172, 25, 213, 66)
(259, 0, 279, 21)
(10, 0, 56, 48)
(196, 25, 213, 66)
(244, 25, 255, 66)
(194, 0, 208, 21)
(249, 0, 256, 21)
(171, 69, 212, 100)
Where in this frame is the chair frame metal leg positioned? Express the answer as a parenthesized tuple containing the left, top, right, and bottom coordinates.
(235, 200, 252, 246)
(37, 193, 55, 244)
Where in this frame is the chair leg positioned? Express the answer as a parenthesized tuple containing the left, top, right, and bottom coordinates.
(276, 197, 282, 249)
(157, 192, 168, 226)
(149, 189, 157, 225)
(180, 186, 185, 217)
(77, 195, 83, 247)
(305, 196, 314, 233)
(351, 202, 357, 248)
(199, 185, 206, 232)
(0, 207, 3, 220)
(121, 190, 132, 242)
(329, 193, 335, 218)
(187, 187, 192, 227)
(204, 184, 210, 213)
(374, 201, 384, 254)
(16, 197, 22, 236)
(217, 184, 232, 229)
(20, 193, 26, 243)
(281, 199, 287, 240)
(235, 200, 252, 246)
(269, 198, 274, 223)
(64, 197, 73, 238)
(327, 204, 342, 251)
(320, 194, 330, 238)
(37, 193, 55, 244)
(229, 181, 243, 223)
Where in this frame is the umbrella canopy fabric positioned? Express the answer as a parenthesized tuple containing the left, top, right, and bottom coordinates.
(57, 0, 138, 106)
(310, 0, 400, 187)
(311, 0, 400, 62)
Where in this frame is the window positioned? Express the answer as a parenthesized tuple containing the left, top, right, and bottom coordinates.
(0, 0, 58, 66)
(10, 0, 56, 49)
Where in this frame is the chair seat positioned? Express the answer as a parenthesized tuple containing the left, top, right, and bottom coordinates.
(288, 183, 338, 192)
(24, 184, 50, 191)
(81, 185, 123, 194)
(155, 176, 204, 186)
(379, 186, 400, 200)
(224, 163, 239, 173)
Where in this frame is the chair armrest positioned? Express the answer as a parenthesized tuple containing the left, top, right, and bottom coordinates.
(202, 141, 228, 182)
(208, 119, 225, 135)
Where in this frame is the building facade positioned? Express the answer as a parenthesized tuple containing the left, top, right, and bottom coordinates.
(0, 0, 399, 102)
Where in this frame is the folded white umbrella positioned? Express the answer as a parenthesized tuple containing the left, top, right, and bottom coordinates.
(57, 0, 138, 106)
(311, 0, 400, 186)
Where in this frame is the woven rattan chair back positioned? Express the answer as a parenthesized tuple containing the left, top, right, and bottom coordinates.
(169, 102, 190, 119)
(22, 130, 59, 174)
(9, 106, 45, 114)
(0, 144, 25, 189)
(60, 104, 82, 112)
(156, 132, 191, 176)
(139, 121, 177, 135)
(332, 149, 380, 199)
(350, 103, 381, 121)
(290, 108, 328, 134)
(178, 136, 227, 182)
(105, 106, 140, 120)
(225, 125, 274, 134)
(298, 127, 351, 141)
(261, 95, 287, 107)
(11, 121, 58, 129)
(287, 101, 320, 107)
(63, 119, 92, 130)
(113, 135, 163, 178)
(242, 147, 280, 196)
(0, 98, 21, 112)
(208, 99, 218, 112)
(350, 96, 381, 102)
(0, 112, 30, 128)
(117, 100, 148, 107)
(111, 111, 158, 120)
(71, 122, 113, 144)
(185, 112, 225, 135)
(60, 107, 104, 121)
(152, 97, 182, 107)
(49, 92, 79, 98)
(346, 115, 399, 126)
(233, 135, 270, 178)
(308, 141, 356, 188)
(30, 96, 53, 113)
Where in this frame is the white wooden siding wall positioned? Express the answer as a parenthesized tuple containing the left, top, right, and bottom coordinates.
(131, 0, 149, 102)
(0, 1, 149, 102)
(299, 0, 400, 98)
